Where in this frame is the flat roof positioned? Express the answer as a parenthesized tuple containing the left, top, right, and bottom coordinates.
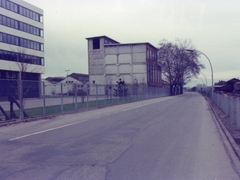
(104, 42, 158, 50)
(85, 35, 119, 43)
(86, 35, 158, 50)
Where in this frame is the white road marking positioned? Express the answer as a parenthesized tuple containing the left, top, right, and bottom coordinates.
(122, 101, 159, 112)
(9, 119, 88, 141)
(9, 98, 171, 141)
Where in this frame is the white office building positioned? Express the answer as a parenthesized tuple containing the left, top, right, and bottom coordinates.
(0, 0, 44, 99)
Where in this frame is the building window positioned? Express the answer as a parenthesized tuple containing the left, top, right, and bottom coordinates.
(2, 0, 6, 8)
(6, 0, 10, 9)
(14, 4, 18, 13)
(40, 29, 44, 37)
(0, 49, 44, 66)
(2, 16, 6, 25)
(93, 38, 100, 49)
(0, 0, 43, 23)
(6, 17, 10, 26)
(0, 32, 43, 51)
(41, 44, 44, 51)
(41, 58, 44, 65)
(0, 14, 43, 37)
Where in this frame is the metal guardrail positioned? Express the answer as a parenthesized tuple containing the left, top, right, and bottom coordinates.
(204, 90, 240, 127)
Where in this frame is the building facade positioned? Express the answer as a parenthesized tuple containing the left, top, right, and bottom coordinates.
(0, 0, 44, 99)
(86, 36, 162, 95)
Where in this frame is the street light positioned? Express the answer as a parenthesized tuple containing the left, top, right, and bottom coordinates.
(65, 70, 70, 95)
(187, 49, 214, 99)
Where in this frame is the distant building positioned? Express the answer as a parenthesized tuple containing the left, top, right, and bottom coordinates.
(86, 35, 163, 95)
(214, 78, 240, 93)
(43, 73, 89, 96)
(45, 77, 65, 85)
(0, 0, 44, 99)
(68, 73, 89, 84)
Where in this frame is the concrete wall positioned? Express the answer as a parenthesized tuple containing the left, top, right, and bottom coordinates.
(104, 44, 147, 85)
(87, 38, 105, 85)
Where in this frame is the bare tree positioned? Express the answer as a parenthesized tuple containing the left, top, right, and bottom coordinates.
(12, 48, 43, 97)
(9, 48, 43, 119)
(157, 39, 204, 95)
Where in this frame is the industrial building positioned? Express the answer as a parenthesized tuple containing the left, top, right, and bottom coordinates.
(86, 36, 163, 95)
(0, 0, 44, 99)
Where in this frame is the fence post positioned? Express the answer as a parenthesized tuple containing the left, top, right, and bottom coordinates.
(117, 87, 120, 103)
(233, 98, 237, 124)
(104, 85, 107, 106)
(19, 79, 23, 121)
(225, 95, 228, 114)
(42, 81, 46, 116)
(227, 96, 230, 118)
(110, 86, 113, 104)
(96, 84, 99, 108)
(86, 84, 89, 109)
(74, 83, 78, 110)
(61, 83, 63, 114)
(237, 98, 240, 127)
(123, 86, 125, 103)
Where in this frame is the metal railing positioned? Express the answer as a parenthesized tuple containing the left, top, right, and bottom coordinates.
(204, 90, 240, 127)
(0, 79, 170, 121)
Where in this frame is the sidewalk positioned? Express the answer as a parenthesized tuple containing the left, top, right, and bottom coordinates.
(207, 96, 240, 161)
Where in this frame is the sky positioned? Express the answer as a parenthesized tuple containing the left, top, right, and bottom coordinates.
(25, 0, 240, 87)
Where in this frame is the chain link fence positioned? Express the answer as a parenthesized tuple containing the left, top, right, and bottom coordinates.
(0, 79, 170, 121)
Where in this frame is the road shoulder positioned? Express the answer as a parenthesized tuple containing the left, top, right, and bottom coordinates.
(206, 95, 240, 175)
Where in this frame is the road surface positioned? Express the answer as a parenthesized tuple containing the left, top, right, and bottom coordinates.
(0, 92, 240, 180)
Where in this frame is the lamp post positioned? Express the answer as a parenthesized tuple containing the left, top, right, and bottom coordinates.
(187, 49, 213, 99)
(65, 70, 70, 95)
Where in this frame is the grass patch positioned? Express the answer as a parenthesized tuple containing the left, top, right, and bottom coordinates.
(0, 95, 156, 119)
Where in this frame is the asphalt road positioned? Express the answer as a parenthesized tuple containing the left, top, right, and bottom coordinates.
(0, 92, 240, 180)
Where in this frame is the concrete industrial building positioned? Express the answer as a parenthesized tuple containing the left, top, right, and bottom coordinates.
(0, 0, 44, 99)
(86, 36, 162, 95)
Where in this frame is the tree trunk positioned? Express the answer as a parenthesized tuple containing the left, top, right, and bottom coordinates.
(180, 85, 183, 94)
(170, 85, 174, 96)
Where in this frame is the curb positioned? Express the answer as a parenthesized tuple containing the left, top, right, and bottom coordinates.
(0, 116, 54, 127)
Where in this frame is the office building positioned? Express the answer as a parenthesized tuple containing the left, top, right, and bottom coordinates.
(0, 0, 44, 99)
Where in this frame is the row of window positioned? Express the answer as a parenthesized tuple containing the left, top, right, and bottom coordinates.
(0, 14, 43, 37)
(147, 49, 157, 61)
(147, 62, 161, 84)
(0, 71, 39, 80)
(0, 70, 18, 79)
(0, 0, 43, 23)
(0, 32, 44, 51)
(0, 49, 44, 66)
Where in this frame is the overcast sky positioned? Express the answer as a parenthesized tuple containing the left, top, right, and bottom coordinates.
(25, 0, 240, 86)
